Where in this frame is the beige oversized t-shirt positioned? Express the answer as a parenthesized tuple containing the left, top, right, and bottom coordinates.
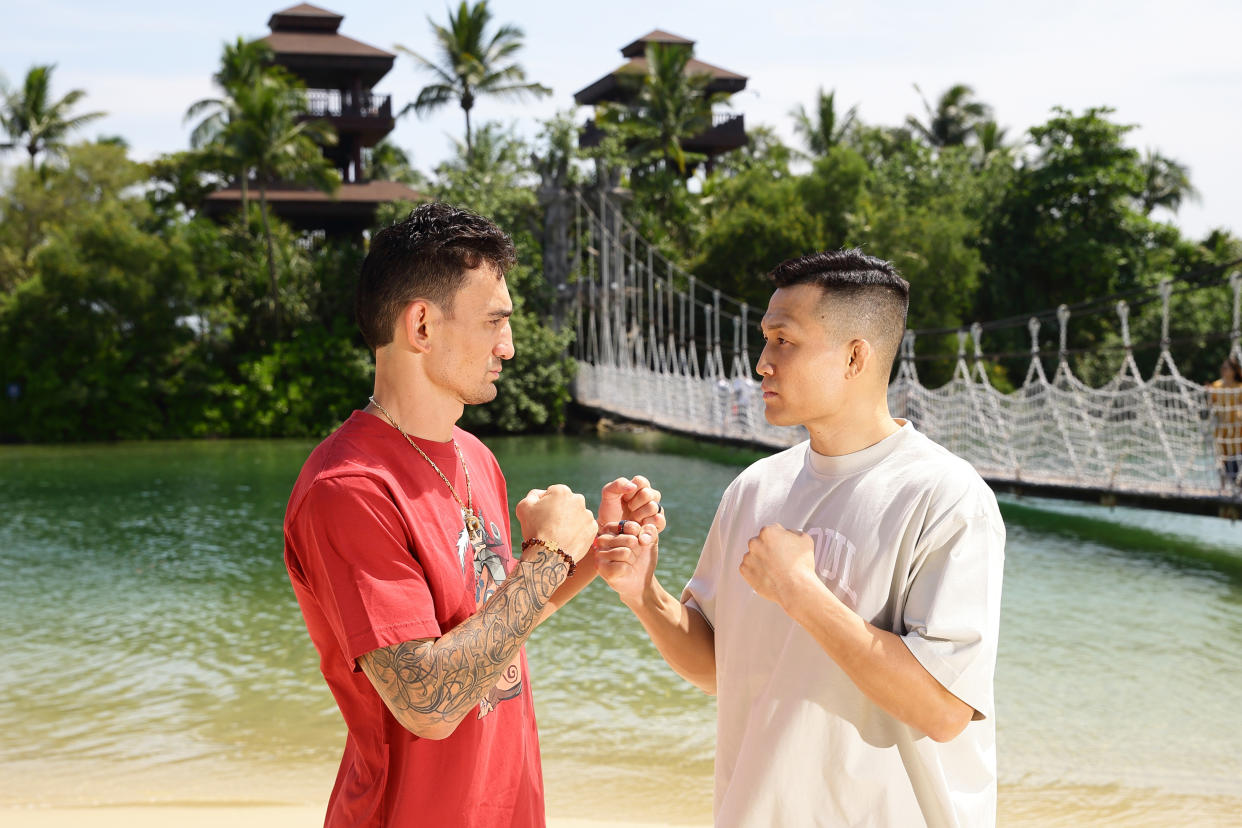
(684, 421, 1005, 828)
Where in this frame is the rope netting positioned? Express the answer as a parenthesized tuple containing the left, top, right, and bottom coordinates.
(568, 192, 1242, 499)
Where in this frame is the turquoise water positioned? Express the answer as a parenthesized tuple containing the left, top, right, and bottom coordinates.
(1, 435, 1240, 823)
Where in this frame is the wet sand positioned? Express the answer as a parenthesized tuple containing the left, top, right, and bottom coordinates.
(6, 783, 1242, 828)
(1, 810, 696, 828)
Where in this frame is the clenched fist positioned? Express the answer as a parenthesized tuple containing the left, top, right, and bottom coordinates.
(594, 519, 660, 607)
(597, 475, 666, 535)
(516, 484, 598, 562)
(739, 523, 817, 606)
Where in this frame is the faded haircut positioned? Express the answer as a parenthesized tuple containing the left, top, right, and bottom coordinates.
(768, 249, 910, 369)
(356, 202, 517, 351)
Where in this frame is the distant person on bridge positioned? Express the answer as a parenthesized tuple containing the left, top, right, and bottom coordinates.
(1207, 353, 1242, 488)
(282, 202, 663, 828)
(595, 249, 1006, 827)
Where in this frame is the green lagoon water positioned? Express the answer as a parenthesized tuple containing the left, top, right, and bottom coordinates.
(1, 434, 1241, 824)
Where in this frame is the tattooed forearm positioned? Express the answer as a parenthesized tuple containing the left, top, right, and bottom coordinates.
(360, 546, 569, 737)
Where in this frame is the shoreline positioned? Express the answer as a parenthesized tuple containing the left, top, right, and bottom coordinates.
(6, 782, 1242, 828)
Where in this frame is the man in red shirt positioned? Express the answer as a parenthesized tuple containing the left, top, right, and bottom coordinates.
(284, 202, 662, 827)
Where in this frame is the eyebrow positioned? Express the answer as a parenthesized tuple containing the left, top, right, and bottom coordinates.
(487, 308, 514, 320)
(759, 316, 793, 332)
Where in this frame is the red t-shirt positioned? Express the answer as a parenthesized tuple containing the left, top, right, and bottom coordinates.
(283, 411, 544, 828)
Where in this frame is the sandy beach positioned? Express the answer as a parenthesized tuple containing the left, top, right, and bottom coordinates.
(8, 783, 1242, 828)
(1, 809, 703, 828)
(9, 790, 1242, 828)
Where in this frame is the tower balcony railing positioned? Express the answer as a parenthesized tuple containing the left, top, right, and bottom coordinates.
(304, 89, 392, 120)
(687, 111, 745, 151)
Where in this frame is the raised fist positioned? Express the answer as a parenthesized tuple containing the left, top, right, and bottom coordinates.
(516, 484, 598, 562)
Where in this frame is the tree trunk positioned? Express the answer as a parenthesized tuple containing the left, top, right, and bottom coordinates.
(462, 87, 474, 161)
(240, 167, 249, 220)
(536, 150, 572, 330)
(258, 181, 281, 339)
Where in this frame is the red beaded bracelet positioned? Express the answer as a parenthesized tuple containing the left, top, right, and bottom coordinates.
(521, 538, 576, 577)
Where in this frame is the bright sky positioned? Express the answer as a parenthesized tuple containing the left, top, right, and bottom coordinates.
(2, 0, 1238, 239)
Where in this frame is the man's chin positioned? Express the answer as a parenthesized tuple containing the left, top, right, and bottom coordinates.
(462, 384, 499, 406)
(762, 403, 798, 427)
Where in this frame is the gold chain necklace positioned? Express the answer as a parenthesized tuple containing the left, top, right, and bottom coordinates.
(368, 396, 486, 554)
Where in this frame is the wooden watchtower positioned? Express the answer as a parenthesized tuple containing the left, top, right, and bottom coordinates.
(573, 30, 748, 171)
(203, 3, 420, 235)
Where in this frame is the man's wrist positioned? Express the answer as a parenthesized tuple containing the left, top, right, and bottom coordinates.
(521, 537, 576, 579)
(623, 578, 673, 616)
(780, 570, 835, 620)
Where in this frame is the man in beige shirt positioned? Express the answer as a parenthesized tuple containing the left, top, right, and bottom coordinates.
(596, 250, 1005, 827)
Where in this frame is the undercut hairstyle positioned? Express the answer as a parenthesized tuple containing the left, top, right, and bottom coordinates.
(356, 202, 517, 351)
(768, 249, 911, 368)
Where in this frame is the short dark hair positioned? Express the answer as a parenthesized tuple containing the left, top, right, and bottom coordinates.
(768, 249, 910, 367)
(356, 202, 517, 350)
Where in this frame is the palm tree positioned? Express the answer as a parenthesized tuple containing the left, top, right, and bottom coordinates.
(185, 38, 279, 214)
(395, 0, 550, 159)
(790, 88, 857, 156)
(225, 79, 339, 336)
(186, 38, 340, 335)
(598, 42, 725, 175)
(906, 83, 991, 148)
(973, 119, 1012, 167)
(975, 120, 1008, 154)
(0, 64, 105, 168)
(364, 139, 425, 187)
(1139, 149, 1199, 215)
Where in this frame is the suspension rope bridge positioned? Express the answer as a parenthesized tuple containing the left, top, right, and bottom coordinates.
(566, 191, 1242, 518)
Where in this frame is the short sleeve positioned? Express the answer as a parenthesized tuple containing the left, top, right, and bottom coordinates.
(682, 482, 736, 628)
(900, 502, 1006, 720)
(287, 475, 442, 670)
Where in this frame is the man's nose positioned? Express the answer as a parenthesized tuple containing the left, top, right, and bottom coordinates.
(495, 326, 515, 360)
(755, 348, 773, 377)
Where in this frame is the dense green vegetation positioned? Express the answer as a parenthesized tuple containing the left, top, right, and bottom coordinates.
(1, 2, 1239, 443)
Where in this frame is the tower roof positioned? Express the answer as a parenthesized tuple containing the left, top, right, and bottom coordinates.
(260, 4, 395, 88)
(620, 29, 696, 57)
(268, 3, 344, 33)
(573, 30, 747, 106)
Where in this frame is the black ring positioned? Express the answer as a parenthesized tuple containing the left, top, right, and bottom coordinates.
(618, 520, 628, 535)
(657, 503, 664, 514)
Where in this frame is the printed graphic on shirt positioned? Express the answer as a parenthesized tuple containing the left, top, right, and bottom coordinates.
(805, 526, 860, 605)
(452, 510, 523, 719)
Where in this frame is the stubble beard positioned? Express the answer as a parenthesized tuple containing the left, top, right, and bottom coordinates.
(460, 378, 499, 406)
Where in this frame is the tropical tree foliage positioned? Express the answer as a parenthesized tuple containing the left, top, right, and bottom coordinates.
(906, 83, 992, 148)
(0, 64, 104, 167)
(597, 42, 725, 176)
(184, 37, 278, 212)
(3, 44, 1239, 442)
(365, 140, 428, 187)
(396, 0, 549, 159)
(790, 87, 858, 157)
(186, 39, 340, 337)
(1139, 149, 1199, 216)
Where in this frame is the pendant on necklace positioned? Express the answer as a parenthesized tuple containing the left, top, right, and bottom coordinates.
(464, 509, 487, 556)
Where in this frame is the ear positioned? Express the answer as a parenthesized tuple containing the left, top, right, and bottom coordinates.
(399, 300, 437, 354)
(844, 338, 872, 380)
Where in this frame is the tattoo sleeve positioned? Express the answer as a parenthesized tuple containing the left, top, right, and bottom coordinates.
(359, 544, 569, 735)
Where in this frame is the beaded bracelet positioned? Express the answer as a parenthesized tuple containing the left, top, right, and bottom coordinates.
(521, 538, 576, 578)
